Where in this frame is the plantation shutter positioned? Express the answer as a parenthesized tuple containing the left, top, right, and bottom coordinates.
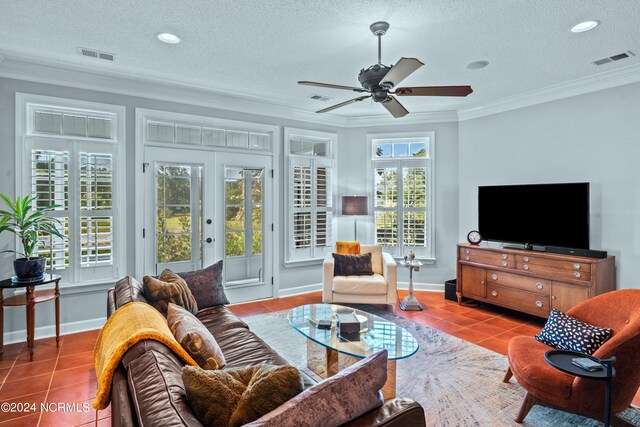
(402, 166, 428, 254)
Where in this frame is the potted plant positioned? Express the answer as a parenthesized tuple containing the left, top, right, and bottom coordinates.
(0, 194, 67, 281)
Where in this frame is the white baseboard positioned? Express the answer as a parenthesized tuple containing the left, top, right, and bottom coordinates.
(277, 283, 323, 298)
(3, 317, 106, 345)
(398, 282, 444, 292)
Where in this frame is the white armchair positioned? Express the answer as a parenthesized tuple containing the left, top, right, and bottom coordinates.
(322, 245, 397, 313)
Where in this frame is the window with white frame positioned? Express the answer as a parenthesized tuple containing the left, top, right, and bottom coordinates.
(370, 134, 434, 259)
(285, 128, 336, 263)
(17, 95, 125, 285)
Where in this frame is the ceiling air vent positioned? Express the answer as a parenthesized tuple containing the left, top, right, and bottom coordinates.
(78, 47, 116, 62)
(593, 50, 635, 66)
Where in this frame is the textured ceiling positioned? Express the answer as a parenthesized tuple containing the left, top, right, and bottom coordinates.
(1, 0, 639, 117)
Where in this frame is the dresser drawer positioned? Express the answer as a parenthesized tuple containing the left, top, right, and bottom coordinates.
(486, 284, 550, 316)
(517, 255, 591, 273)
(516, 262, 592, 282)
(486, 270, 551, 295)
(459, 248, 515, 268)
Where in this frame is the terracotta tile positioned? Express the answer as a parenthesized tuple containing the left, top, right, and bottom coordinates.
(494, 329, 527, 343)
(419, 307, 455, 320)
(55, 351, 94, 371)
(76, 416, 111, 427)
(477, 337, 510, 355)
(236, 304, 271, 316)
(460, 310, 497, 322)
(47, 380, 98, 404)
(0, 412, 41, 426)
(411, 312, 443, 327)
(448, 327, 491, 344)
(0, 367, 10, 384)
(483, 316, 522, 330)
(59, 339, 96, 356)
(467, 321, 508, 336)
(0, 343, 25, 357)
(441, 314, 478, 327)
(436, 303, 473, 315)
(512, 324, 542, 336)
(0, 391, 47, 422)
(0, 372, 52, 400)
(226, 304, 248, 316)
(50, 365, 96, 390)
(429, 320, 465, 334)
(39, 398, 100, 427)
(15, 345, 62, 364)
(2, 358, 55, 381)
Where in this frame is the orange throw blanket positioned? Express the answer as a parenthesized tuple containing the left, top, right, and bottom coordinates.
(92, 302, 198, 410)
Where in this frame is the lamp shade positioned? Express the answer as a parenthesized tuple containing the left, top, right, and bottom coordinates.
(342, 196, 369, 215)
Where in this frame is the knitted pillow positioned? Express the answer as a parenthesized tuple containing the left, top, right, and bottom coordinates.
(143, 269, 198, 316)
(183, 364, 303, 427)
(535, 309, 613, 355)
(167, 303, 226, 370)
(332, 253, 374, 276)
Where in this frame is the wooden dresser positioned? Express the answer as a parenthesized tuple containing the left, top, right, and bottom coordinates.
(456, 243, 615, 317)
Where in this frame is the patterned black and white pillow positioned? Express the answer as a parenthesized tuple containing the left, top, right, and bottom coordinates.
(535, 309, 613, 355)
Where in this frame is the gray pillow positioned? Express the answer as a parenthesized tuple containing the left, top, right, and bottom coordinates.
(178, 260, 229, 308)
(244, 350, 387, 427)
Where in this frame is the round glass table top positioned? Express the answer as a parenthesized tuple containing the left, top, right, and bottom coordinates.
(287, 303, 419, 360)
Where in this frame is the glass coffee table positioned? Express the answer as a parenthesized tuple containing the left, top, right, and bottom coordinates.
(288, 303, 419, 400)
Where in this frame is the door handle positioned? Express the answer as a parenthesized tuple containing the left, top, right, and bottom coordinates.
(206, 238, 213, 244)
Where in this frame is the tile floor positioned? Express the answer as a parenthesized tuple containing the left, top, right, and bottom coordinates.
(0, 290, 637, 426)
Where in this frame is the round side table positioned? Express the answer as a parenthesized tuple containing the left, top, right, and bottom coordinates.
(544, 349, 616, 427)
(0, 274, 62, 361)
(399, 260, 423, 311)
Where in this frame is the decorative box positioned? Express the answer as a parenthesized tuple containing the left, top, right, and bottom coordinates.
(336, 312, 361, 339)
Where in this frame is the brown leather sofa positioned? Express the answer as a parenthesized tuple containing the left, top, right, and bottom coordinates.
(106, 282, 426, 426)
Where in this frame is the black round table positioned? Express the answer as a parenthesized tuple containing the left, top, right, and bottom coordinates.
(544, 350, 616, 427)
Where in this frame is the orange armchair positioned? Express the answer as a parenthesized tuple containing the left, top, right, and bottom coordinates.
(503, 289, 640, 426)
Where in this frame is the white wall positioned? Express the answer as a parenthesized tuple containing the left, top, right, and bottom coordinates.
(338, 121, 459, 288)
(458, 82, 640, 290)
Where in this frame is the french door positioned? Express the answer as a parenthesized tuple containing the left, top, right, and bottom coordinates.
(143, 147, 273, 303)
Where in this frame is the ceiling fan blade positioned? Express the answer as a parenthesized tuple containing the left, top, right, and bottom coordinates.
(299, 81, 368, 93)
(395, 85, 473, 97)
(381, 96, 409, 118)
(381, 57, 424, 88)
(316, 95, 372, 114)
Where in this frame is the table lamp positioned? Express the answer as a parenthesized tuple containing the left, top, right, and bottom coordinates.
(342, 195, 368, 241)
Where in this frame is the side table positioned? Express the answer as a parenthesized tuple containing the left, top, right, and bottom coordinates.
(545, 349, 616, 427)
(0, 274, 62, 361)
(399, 260, 423, 311)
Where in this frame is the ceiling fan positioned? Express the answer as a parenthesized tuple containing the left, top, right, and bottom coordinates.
(298, 21, 473, 118)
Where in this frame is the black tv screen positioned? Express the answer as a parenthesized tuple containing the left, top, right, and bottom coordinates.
(478, 183, 590, 249)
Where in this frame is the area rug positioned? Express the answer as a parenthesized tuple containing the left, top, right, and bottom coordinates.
(243, 306, 640, 427)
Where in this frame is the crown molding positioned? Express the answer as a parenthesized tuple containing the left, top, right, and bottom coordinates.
(458, 62, 640, 121)
(0, 53, 457, 128)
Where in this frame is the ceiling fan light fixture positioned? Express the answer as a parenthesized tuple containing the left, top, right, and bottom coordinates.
(156, 32, 181, 44)
(465, 60, 489, 70)
(570, 20, 599, 33)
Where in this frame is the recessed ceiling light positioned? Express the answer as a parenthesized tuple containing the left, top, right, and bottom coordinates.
(465, 60, 489, 70)
(156, 32, 181, 44)
(571, 20, 600, 33)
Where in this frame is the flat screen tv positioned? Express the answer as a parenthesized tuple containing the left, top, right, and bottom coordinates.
(478, 183, 590, 249)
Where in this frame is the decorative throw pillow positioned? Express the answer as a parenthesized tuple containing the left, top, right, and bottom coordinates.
(183, 364, 303, 427)
(178, 260, 230, 309)
(336, 241, 361, 255)
(244, 350, 387, 427)
(333, 253, 374, 276)
(167, 303, 226, 370)
(143, 269, 198, 316)
(535, 309, 613, 355)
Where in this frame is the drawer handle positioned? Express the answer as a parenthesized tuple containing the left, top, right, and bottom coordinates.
(491, 274, 498, 280)
(465, 256, 470, 261)
(536, 283, 543, 290)
(501, 254, 508, 260)
(535, 300, 543, 308)
(523, 265, 529, 271)
(465, 249, 470, 254)
(523, 256, 529, 262)
(573, 263, 581, 270)
(491, 290, 498, 297)
(501, 261, 508, 267)
(573, 272, 581, 279)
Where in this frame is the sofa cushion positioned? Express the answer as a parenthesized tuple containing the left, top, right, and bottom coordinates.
(360, 245, 383, 275)
(508, 336, 574, 400)
(114, 276, 148, 309)
(535, 309, 613, 355)
(336, 241, 361, 254)
(143, 270, 198, 316)
(333, 253, 374, 276)
(178, 261, 230, 309)
(168, 303, 226, 370)
(212, 327, 289, 368)
(183, 364, 303, 427)
(333, 274, 388, 295)
(196, 305, 249, 335)
(245, 350, 387, 427)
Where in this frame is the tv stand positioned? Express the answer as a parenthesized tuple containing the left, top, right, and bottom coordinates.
(456, 244, 615, 317)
